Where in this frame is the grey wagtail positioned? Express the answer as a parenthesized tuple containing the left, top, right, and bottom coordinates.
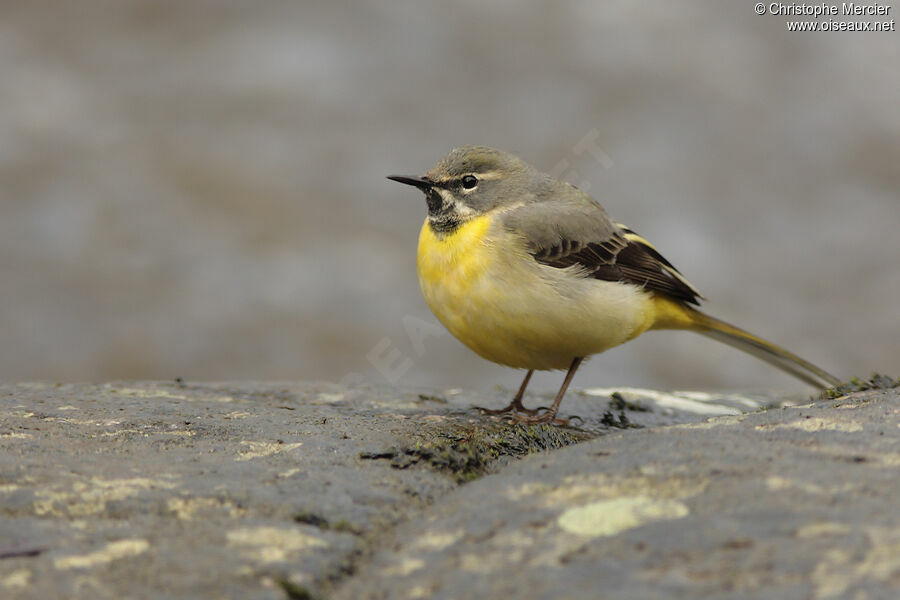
(388, 146, 840, 424)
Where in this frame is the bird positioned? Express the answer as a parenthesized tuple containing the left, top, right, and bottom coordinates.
(387, 146, 841, 424)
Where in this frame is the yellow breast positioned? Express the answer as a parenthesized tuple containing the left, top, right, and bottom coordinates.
(417, 215, 495, 305)
(417, 216, 656, 371)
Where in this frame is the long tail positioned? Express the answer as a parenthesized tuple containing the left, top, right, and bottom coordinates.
(650, 299, 841, 389)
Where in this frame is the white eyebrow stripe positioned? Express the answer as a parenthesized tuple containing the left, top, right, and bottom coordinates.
(432, 170, 504, 184)
(469, 170, 502, 181)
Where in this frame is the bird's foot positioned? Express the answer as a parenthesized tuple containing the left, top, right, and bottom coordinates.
(474, 401, 538, 416)
(506, 407, 569, 426)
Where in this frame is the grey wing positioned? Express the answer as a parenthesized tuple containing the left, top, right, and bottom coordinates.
(501, 200, 703, 305)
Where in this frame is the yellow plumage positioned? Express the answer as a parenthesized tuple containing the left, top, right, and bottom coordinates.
(417, 214, 658, 370)
(391, 145, 839, 424)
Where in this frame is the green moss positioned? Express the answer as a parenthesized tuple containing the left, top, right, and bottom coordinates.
(331, 519, 361, 534)
(360, 424, 590, 483)
(599, 409, 642, 429)
(608, 392, 651, 412)
(821, 373, 900, 400)
(278, 578, 316, 600)
(293, 512, 329, 529)
(292, 512, 361, 535)
(417, 393, 448, 403)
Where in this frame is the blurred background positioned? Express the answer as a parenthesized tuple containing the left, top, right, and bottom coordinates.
(1, 1, 897, 394)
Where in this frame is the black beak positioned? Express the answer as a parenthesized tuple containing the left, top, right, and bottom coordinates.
(387, 175, 434, 191)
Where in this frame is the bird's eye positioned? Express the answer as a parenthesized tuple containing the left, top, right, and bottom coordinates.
(461, 175, 478, 190)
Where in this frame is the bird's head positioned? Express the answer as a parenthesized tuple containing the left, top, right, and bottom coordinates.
(389, 146, 552, 233)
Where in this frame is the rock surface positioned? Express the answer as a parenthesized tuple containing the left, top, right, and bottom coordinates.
(1, 381, 897, 599)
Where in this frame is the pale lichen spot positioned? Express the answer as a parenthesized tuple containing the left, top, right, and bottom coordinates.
(558, 495, 689, 537)
(409, 529, 462, 552)
(159, 429, 195, 436)
(34, 476, 177, 517)
(537, 472, 706, 508)
(226, 526, 327, 564)
(408, 584, 436, 599)
(110, 387, 234, 403)
(236, 440, 303, 461)
(812, 547, 855, 598)
(765, 476, 793, 491)
(314, 393, 345, 404)
(765, 476, 857, 496)
(99, 429, 141, 437)
(669, 414, 747, 430)
(224, 411, 252, 419)
(853, 528, 900, 588)
(812, 527, 900, 599)
(382, 557, 426, 577)
(1, 568, 31, 589)
(506, 472, 707, 514)
(54, 539, 149, 569)
(872, 453, 900, 467)
(796, 522, 852, 538)
(756, 417, 863, 433)
(459, 552, 494, 573)
(99, 428, 195, 438)
(482, 529, 536, 565)
(110, 387, 192, 400)
(167, 496, 231, 520)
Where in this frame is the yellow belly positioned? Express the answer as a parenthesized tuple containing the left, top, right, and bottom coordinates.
(416, 216, 656, 370)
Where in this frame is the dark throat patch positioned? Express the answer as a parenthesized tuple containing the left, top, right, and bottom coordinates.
(425, 189, 463, 234)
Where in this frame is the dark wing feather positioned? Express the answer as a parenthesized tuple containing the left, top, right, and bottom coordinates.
(503, 202, 703, 305)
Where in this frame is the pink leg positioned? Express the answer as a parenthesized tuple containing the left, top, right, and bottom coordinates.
(475, 370, 537, 415)
(510, 357, 583, 425)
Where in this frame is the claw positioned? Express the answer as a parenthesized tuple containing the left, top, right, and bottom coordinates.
(501, 357, 584, 427)
(507, 408, 569, 426)
(474, 370, 537, 417)
(474, 402, 539, 416)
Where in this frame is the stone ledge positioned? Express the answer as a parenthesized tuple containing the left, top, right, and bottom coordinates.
(1, 382, 896, 599)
